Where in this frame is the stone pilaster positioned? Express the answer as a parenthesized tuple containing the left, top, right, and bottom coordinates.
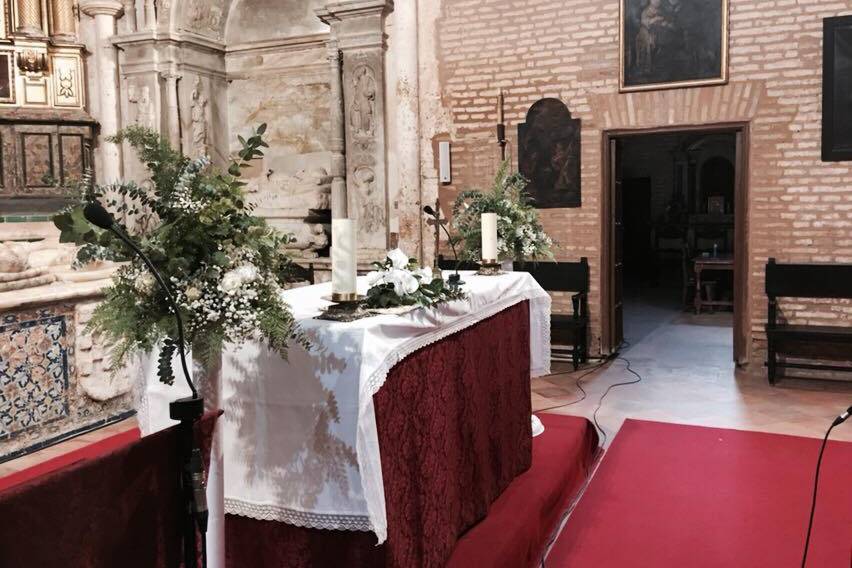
(162, 72, 181, 151)
(80, 0, 124, 183)
(319, 0, 393, 259)
(392, 0, 422, 259)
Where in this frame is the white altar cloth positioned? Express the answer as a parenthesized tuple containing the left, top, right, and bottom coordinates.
(136, 270, 551, 543)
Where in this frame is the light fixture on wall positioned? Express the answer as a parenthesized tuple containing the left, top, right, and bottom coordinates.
(439, 141, 451, 184)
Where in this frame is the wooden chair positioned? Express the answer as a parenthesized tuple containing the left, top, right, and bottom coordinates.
(517, 258, 589, 370)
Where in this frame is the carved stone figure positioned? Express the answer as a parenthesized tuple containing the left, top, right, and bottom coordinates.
(353, 166, 384, 233)
(187, 0, 222, 36)
(128, 82, 155, 129)
(282, 224, 330, 259)
(350, 66, 376, 138)
(190, 76, 209, 158)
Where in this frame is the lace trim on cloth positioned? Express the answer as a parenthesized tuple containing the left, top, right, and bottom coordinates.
(363, 292, 549, 398)
(224, 498, 373, 532)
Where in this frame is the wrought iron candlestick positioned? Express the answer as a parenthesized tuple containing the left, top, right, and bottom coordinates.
(496, 89, 507, 161)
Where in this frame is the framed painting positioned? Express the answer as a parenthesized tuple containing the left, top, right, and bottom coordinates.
(517, 98, 581, 209)
(0, 52, 14, 104)
(822, 15, 852, 162)
(620, 0, 729, 92)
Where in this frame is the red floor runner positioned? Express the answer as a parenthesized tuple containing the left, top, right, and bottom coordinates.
(548, 419, 852, 567)
(0, 426, 141, 493)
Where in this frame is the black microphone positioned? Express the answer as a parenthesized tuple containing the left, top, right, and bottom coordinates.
(423, 205, 464, 287)
(83, 201, 197, 399)
(833, 405, 851, 427)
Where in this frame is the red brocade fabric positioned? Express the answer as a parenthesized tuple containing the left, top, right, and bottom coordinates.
(226, 300, 534, 568)
(0, 411, 219, 568)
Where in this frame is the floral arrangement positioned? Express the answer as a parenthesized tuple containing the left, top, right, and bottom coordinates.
(53, 124, 308, 382)
(365, 249, 465, 309)
(451, 161, 554, 262)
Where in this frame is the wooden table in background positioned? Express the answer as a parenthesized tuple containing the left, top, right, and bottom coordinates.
(693, 254, 734, 314)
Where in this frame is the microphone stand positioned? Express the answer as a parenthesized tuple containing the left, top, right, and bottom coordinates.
(801, 405, 850, 567)
(83, 203, 207, 568)
(424, 205, 464, 287)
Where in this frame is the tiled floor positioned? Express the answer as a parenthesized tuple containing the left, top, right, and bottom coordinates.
(534, 287, 852, 446)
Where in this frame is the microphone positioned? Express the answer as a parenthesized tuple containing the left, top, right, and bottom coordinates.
(85, 200, 208, 568)
(83, 201, 197, 399)
(833, 405, 851, 427)
(423, 205, 464, 287)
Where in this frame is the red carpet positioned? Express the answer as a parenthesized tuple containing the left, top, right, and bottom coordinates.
(447, 413, 599, 568)
(548, 419, 852, 567)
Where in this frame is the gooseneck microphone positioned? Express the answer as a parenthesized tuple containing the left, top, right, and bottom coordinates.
(801, 404, 850, 567)
(83, 202, 197, 399)
(83, 201, 207, 568)
(423, 205, 464, 286)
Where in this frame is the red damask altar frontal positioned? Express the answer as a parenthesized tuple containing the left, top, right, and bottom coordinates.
(226, 301, 533, 567)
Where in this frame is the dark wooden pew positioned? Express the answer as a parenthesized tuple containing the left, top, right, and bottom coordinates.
(765, 257, 852, 384)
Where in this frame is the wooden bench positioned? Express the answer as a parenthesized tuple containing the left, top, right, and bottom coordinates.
(437, 256, 590, 369)
(765, 257, 852, 384)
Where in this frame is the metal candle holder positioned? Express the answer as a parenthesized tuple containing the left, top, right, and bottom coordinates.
(476, 259, 504, 276)
(317, 293, 370, 322)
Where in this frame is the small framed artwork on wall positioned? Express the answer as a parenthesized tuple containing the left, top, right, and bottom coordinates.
(620, 0, 729, 92)
(0, 52, 14, 104)
(822, 15, 852, 162)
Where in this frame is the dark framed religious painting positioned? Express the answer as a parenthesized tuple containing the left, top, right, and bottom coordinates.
(620, 0, 729, 92)
(0, 52, 14, 103)
(822, 15, 852, 162)
(517, 98, 581, 209)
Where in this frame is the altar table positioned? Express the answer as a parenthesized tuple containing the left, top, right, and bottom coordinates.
(137, 270, 551, 567)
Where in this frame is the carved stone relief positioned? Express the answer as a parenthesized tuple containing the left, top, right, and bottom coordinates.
(349, 66, 376, 139)
(128, 80, 155, 129)
(185, 0, 224, 38)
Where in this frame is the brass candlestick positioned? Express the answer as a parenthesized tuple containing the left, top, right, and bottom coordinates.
(476, 259, 504, 276)
(317, 294, 370, 322)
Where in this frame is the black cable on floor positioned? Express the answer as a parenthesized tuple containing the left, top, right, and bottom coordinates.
(535, 360, 610, 413)
(801, 420, 840, 568)
(590, 356, 643, 447)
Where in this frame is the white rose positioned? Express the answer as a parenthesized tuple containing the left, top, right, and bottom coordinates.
(387, 268, 419, 296)
(134, 273, 156, 294)
(235, 264, 259, 283)
(366, 270, 386, 286)
(185, 287, 201, 301)
(220, 270, 242, 292)
(386, 248, 410, 270)
(413, 266, 434, 283)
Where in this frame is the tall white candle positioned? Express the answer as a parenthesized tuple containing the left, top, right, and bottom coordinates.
(481, 212, 498, 261)
(332, 219, 357, 296)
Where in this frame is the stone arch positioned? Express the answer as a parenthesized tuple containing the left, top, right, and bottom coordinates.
(224, 0, 328, 45)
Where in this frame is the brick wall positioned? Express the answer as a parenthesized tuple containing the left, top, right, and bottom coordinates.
(426, 0, 852, 366)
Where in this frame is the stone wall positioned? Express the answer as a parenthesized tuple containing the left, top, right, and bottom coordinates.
(424, 0, 852, 366)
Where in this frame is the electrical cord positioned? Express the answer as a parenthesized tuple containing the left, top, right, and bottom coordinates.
(590, 357, 644, 446)
(801, 410, 848, 567)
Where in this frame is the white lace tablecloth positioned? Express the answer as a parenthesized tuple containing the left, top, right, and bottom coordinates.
(136, 270, 551, 543)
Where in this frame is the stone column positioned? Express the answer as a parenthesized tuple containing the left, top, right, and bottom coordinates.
(319, 0, 393, 259)
(81, 0, 124, 183)
(162, 72, 181, 151)
(16, 0, 44, 36)
(50, 0, 76, 40)
(327, 41, 347, 219)
(118, 0, 137, 33)
(392, 0, 422, 259)
(143, 0, 155, 30)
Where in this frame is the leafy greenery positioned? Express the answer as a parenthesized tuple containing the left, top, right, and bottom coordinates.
(364, 250, 466, 309)
(451, 161, 554, 262)
(53, 124, 308, 381)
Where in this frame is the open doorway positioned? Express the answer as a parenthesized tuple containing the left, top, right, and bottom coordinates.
(602, 125, 749, 364)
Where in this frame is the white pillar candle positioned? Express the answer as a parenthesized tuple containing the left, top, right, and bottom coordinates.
(332, 219, 358, 296)
(481, 212, 498, 261)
